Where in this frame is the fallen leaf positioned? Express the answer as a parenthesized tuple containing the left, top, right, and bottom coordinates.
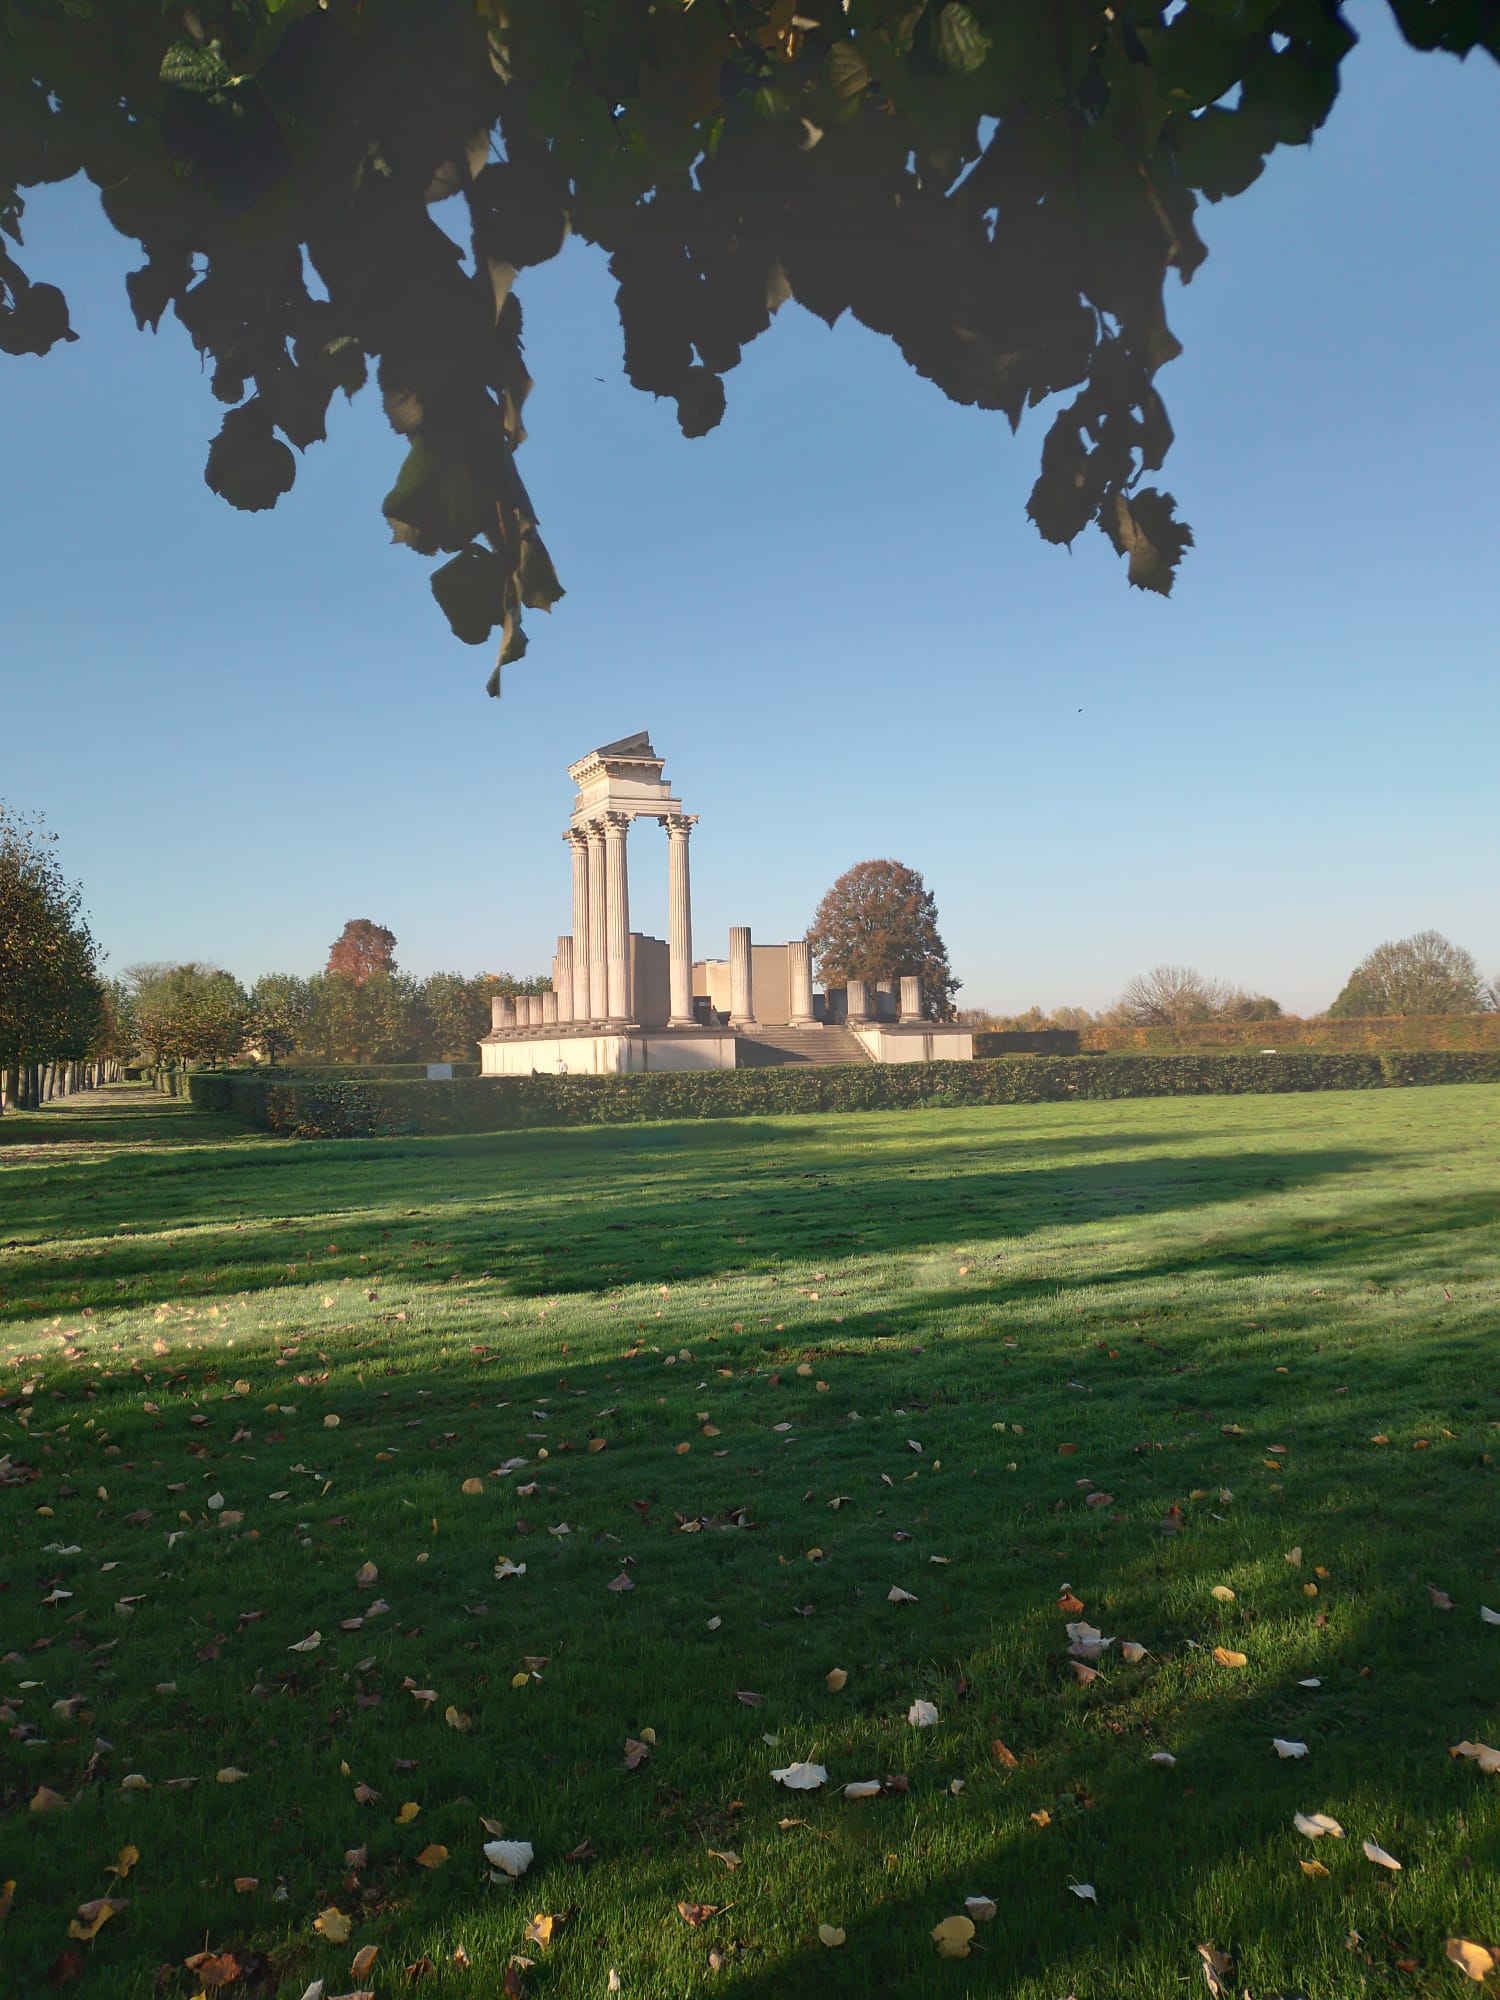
(315, 1908, 352, 1944)
(395, 1801, 420, 1824)
(444, 1705, 472, 1732)
(1031, 1809, 1051, 1827)
(1293, 1812, 1344, 1838)
(1362, 1839, 1402, 1871)
(677, 1902, 720, 1927)
(1300, 1860, 1330, 1879)
(343, 1846, 367, 1870)
(818, 1923, 845, 1948)
(887, 1586, 918, 1605)
(288, 1631, 322, 1652)
(1070, 1881, 1099, 1903)
(1198, 1942, 1233, 1998)
(991, 1739, 1019, 1769)
(1212, 1648, 1247, 1668)
(483, 1839, 534, 1878)
(351, 1947, 379, 1979)
(1121, 1642, 1147, 1663)
(825, 1668, 848, 1693)
(1285, 1547, 1303, 1567)
(932, 1915, 976, 1959)
(843, 1780, 882, 1799)
(1210, 1585, 1236, 1603)
(462, 1478, 484, 1496)
(107, 1845, 139, 1881)
(523, 1913, 560, 1949)
(706, 1849, 741, 1871)
(234, 1877, 259, 1893)
(0, 1879, 13, 1923)
(1273, 1739, 1309, 1759)
(29, 1785, 68, 1813)
(184, 1952, 243, 1989)
(68, 1897, 125, 1941)
(908, 1700, 940, 1727)
(606, 1572, 634, 1594)
(216, 1767, 249, 1785)
(1150, 1751, 1177, 1767)
(965, 1896, 998, 1922)
(623, 1738, 651, 1770)
(1429, 1585, 1455, 1610)
(772, 1762, 828, 1791)
(355, 1562, 378, 1589)
(1481, 1607, 1500, 1626)
(1451, 1740, 1500, 1773)
(1446, 1939, 1497, 1982)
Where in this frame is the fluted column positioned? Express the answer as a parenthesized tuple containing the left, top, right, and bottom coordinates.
(899, 975, 922, 1021)
(846, 977, 872, 1023)
(789, 939, 815, 1024)
(567, 832, 592, 1021)
(665, 814, 697, 1026)
(729, 926, 755, 1026)
(542, 990, 559, 1025)
(555, 938, 575, 1024)
(491, 993, 514, 1033)
(587, 822, 608, 1024)
(604, 812, 632, 1023)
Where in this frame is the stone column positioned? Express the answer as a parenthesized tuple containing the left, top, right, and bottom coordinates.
(789, 939, 815, 1024)
(729, 926, 755, 1026)
(542, 990, 559, 1025)
(665, 814, 696, 1026)
(587, 822, 608, 1023)
(567, 832, 592, 1021)
(604, 812, 632, 1023)
(490, 993, 514, 1033)
(899, 975, 922, 1021)
(555, 938, 575, 1024)
(846, 977, 872, 1022)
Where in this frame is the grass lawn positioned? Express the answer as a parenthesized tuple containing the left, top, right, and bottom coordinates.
(1, 1081, 1498, 2000)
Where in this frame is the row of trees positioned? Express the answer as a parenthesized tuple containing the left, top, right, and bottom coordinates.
(984, 932, 1498, 1032)
(0, 805, 123, 1111)
(121, 923, 550, 1070)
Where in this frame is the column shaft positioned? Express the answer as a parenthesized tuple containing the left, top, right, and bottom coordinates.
(899, 975, 922, 1021)
(789, 939, 815, 1024)
(568, 832, 592, 1020)
(604, 813, 632, 1023)
(666, 815, 696, 1026)
(587, 824, 608, 1023)
(542, 990, 559, 1025)
(846, 977, 872, 1023)
(729, 926, 755, 1025)
(556, 938, 575, 1024)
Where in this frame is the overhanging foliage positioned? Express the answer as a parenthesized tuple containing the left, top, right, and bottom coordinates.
(3, 0, 1495, 692)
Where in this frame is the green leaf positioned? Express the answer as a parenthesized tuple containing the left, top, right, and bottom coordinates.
(204, 402, 295, 512)
(1105, 488, 1193, 594)
(935, 4, 993, 75)
(430, 544, 509, 645)
(825, 42, 872, 103)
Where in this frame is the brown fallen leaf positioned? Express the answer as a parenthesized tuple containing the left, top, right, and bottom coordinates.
(1057, 1593, 1085, 1616)
(1198, 1942, 1233, 1998)
(606, 1573, 635, 1594)
(678, 1902, 723, 1926)
(990, 1739, 1019, 1769)
(233, 1877, 259, 1893)
(1428, 1585, 1455, 1610)
(351, 1945, 379, 1978)
(462, 1478, 485, 1496)
(29, 1785, 68, 1813)
(183, 1950, 242, 1988)
(0, 1879, 14, 1924)
(355, 1561, 378, 1589)
(623, 1738, 651, 1770)
(707, 1849, 741, 1871)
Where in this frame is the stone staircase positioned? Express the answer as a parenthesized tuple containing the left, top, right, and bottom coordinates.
(733, 1024, 873, 1066)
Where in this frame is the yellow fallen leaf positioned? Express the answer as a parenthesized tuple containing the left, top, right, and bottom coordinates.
(462, 1478, 484, 1496)
(1212, 1648, 1247, 1668)
(29, 1785, 68, 1813)
(525, 1912, 560, 1948)
(107, 1844, 139, 1880)
(351, 1944, 380, 1977)
(68, 1896, 125, 1941)
(323, 1413, 340, 1428)
(511, 1671, 530, 1689)
(1300, 1860, 1330, 1879)
(1210, 1585, 1236, 1602)
(825, 1668, 848, 1692)
(355, 1561, 378, 1589)
(216, 1767, 249, 1784)
(1447, 1939, 1497, 1983)
(415, 1844, 449, 1869)
(1031, 1809, 1051, 1827)
(395, 1801, 420, 1824)
(932, 1914, 976, 1959)
(818, 1924, 846, 1948)
(444, 1705, 472, 1731)
(315, 1906, 352, 1944)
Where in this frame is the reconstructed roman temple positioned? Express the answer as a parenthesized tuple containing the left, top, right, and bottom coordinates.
(478, 732, 973, 1075)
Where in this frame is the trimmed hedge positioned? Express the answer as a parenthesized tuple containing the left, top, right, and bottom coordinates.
(1083, 1014, 1500, 1053)
(188, 1050, 1500, 1139)
(972, 1029, 1082, 1056)
(262, 1062, 481, 1081)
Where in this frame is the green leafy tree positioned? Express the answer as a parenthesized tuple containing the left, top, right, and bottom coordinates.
(807, 859, 959, 1019)
(305, 968, 419, 1060)
(1328, 931, 1486, 1017)
(250, 972, 312, 1065)
(126, 962, 248, 1067)
(6, 2, 1495, 693)
(0, 804, 103, 1109)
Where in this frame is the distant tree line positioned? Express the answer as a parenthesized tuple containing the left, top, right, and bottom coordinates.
(118, 921, 550, 1071)
(979, 932, 1496, 1033)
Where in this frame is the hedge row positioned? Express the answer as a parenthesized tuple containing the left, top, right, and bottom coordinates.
(266, 1062, 481, 1081)
(1082, 1014, 1500, 1053)
(187, 1050, 1500, 1139)
(972, 1029, 1083, 1056)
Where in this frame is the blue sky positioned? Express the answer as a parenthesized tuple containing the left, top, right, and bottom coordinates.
(3, 7, 1497, 1016)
